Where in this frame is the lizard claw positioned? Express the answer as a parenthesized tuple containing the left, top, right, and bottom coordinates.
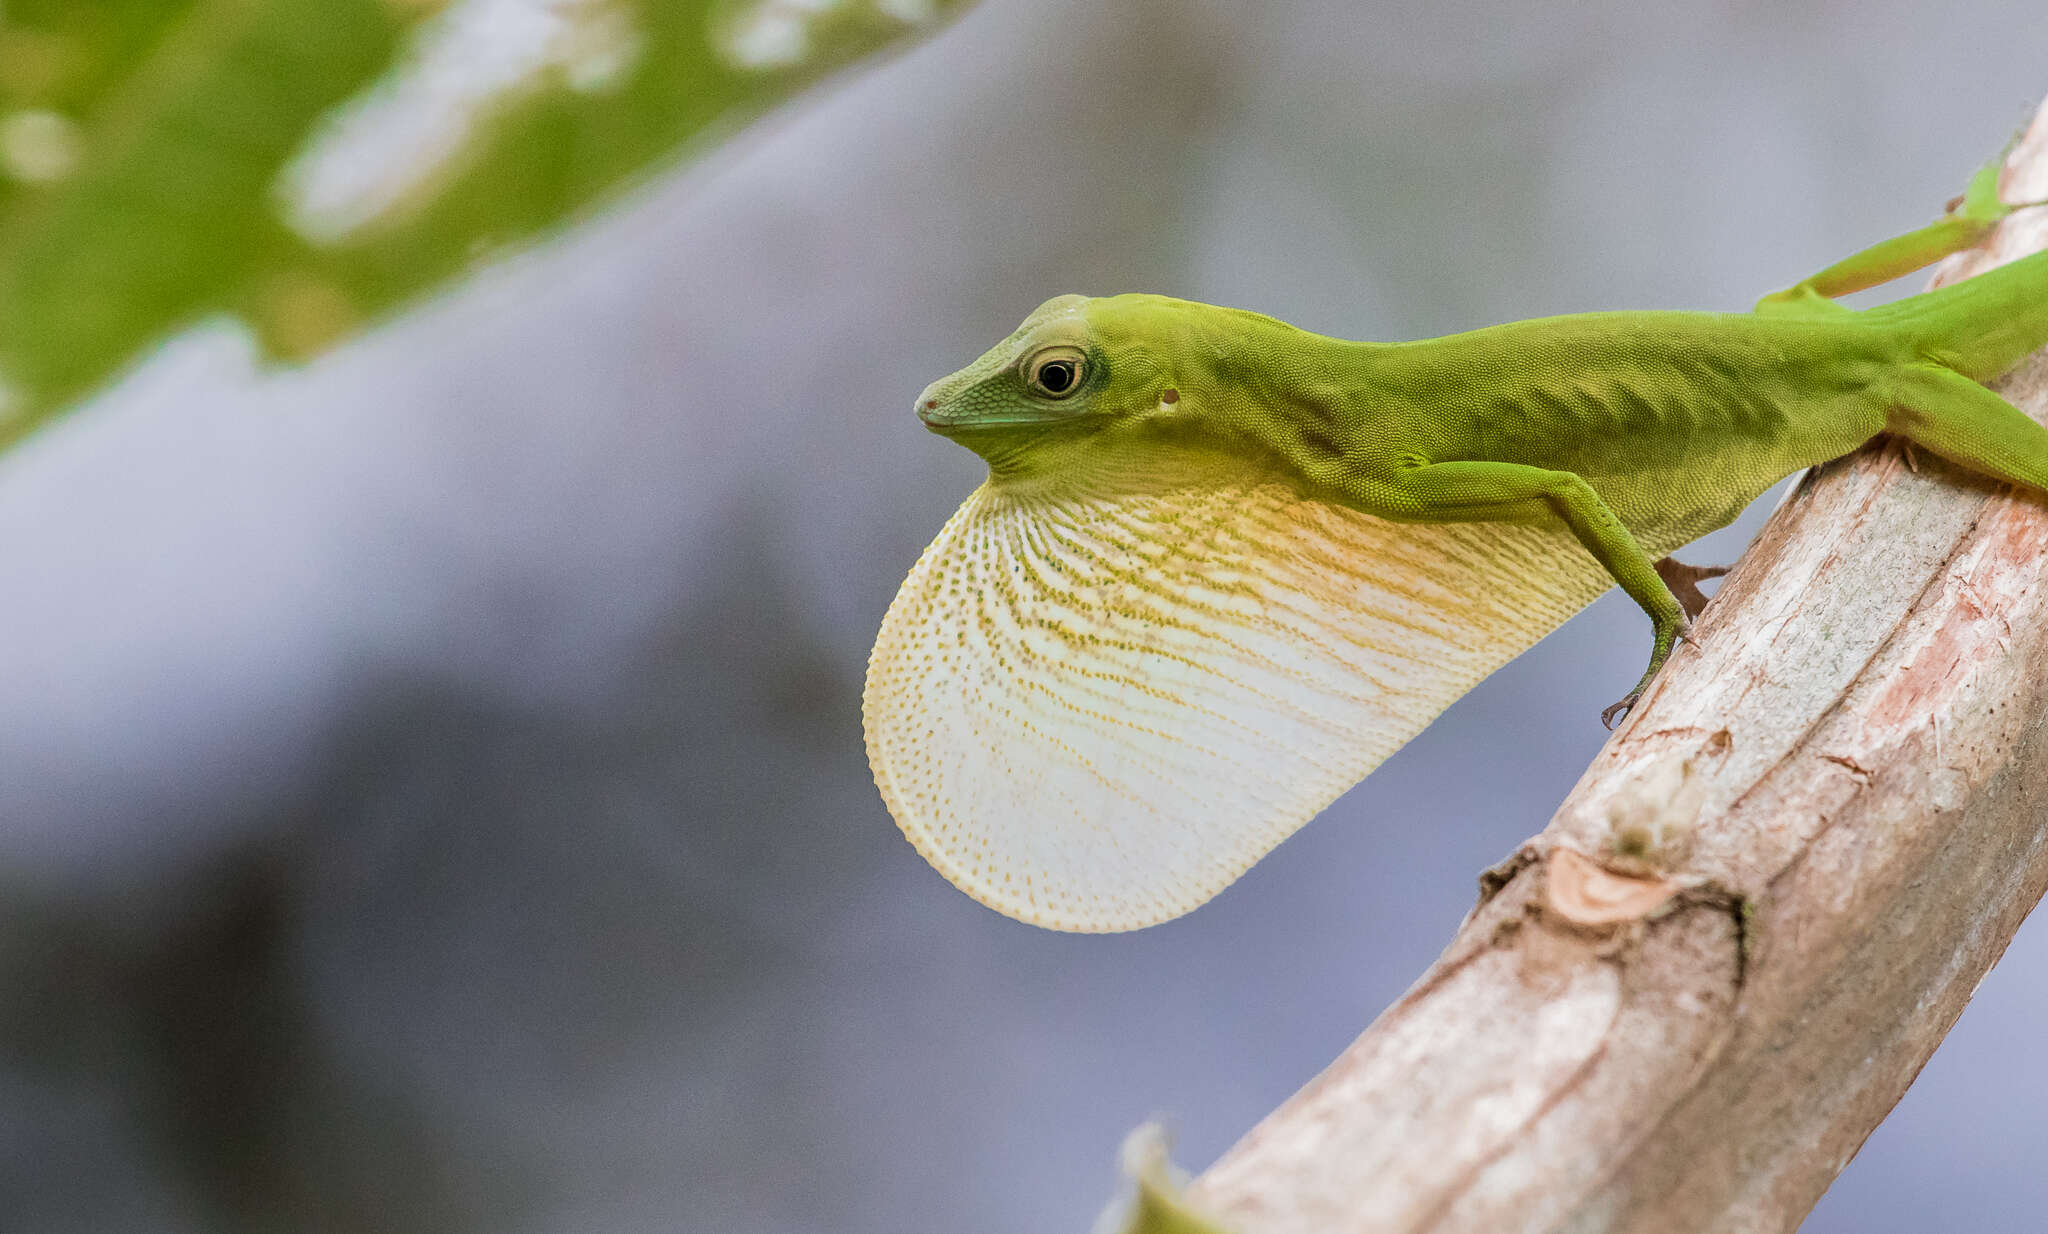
(1600, 691, 1639, 731)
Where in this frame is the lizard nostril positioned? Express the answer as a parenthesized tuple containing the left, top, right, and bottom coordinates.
(925, 399, 939, 410)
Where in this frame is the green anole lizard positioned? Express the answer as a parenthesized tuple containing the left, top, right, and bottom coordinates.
(865, 151, 2048, 934)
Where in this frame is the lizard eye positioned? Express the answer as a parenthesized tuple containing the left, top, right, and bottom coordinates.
(1025, 347, 1086, 399)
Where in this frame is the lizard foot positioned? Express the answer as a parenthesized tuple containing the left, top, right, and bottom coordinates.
(1601, 613, 1692, 730)
(1654, 556, 1729, 621)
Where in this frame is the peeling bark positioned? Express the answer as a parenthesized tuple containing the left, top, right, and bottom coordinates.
(1187, 99, 2048, 1234)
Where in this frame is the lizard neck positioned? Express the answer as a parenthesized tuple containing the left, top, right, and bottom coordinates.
(1165, 308, 1393, 483)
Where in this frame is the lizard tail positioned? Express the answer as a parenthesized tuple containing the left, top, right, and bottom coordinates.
(1866, 246, 2048, 383)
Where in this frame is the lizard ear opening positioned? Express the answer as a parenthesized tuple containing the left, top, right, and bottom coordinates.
(863, 453, 1611, 932)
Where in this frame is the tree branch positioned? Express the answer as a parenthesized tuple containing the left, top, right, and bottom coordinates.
(1185, 97, 2048, 1234)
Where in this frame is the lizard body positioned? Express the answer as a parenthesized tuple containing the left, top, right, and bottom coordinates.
(867, 153, 2048, 931)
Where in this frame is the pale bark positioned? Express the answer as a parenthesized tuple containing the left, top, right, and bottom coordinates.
(1187, 98, 2048, 1234)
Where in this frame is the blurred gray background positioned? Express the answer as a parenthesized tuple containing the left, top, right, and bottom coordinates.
(4, 1, 2047, 1230)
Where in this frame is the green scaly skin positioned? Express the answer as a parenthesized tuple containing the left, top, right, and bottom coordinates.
(917, 151, 2048, 727)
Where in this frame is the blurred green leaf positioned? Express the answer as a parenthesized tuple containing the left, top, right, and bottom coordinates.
(0, 0, 966, 440)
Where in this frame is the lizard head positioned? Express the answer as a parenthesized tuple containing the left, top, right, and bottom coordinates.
(913, 293, 1199, 480)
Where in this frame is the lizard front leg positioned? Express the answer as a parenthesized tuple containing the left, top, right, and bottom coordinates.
(1361, 459, 1688, 728)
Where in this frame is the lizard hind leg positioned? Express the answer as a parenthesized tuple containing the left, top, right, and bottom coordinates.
(1755, 146, 2048, 318)
(1886, 364, 2048, 499)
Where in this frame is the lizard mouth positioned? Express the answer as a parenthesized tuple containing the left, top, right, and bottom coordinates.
(915, 397, 1054, 433)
